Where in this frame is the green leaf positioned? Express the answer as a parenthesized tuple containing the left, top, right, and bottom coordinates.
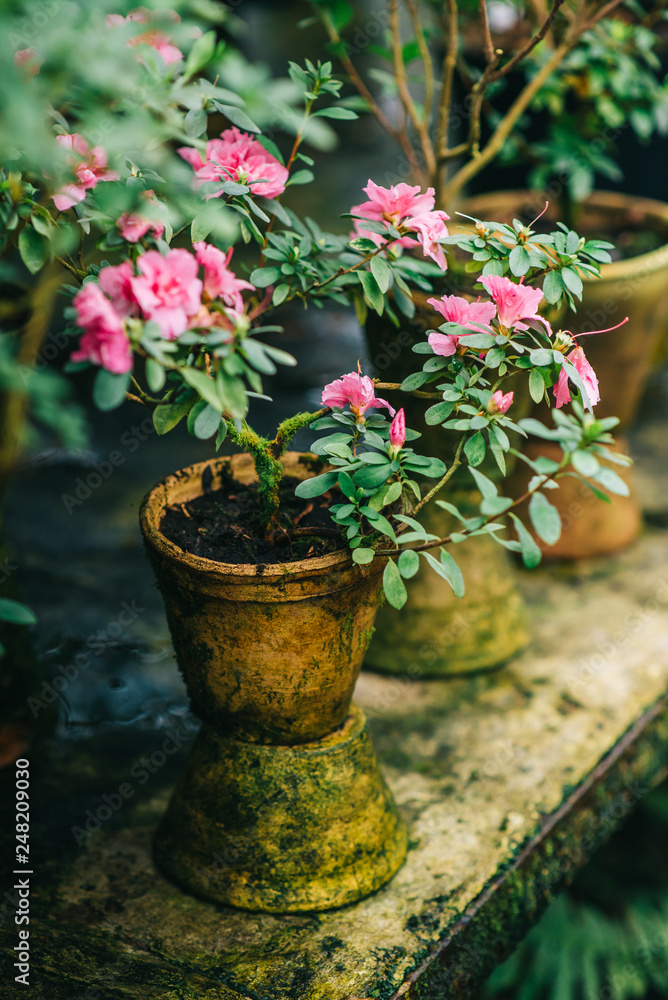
(464, 431, 486, 467)
(509, 513, 542, 569)
(153, 395, 194, 434)
(313, 106, 358, 119)
(528, 492, 562, 545)
(272, 283, 290, 306)
(184, 30, 217, 80)
(542, 269, 563, 304)
(181, 367, 223, 412)
(468, 466, 498, 498)
(214, 102, 260, 133)
(145, 358, 166, 393)
(595, 466, 630, 497)
(184, 107, 208, 138)
(338, 471, 357, 499)
(458, 333, 497, 349)
(358, 270, 384, 315)
(571, 450, 599, 477)
(424, 549, 465, 598)
(191, 213, 212, 243)
(398, 548, 420, 579)
(561, 266, 584, 297)
(529, 368, 546, 404)
(92, 369, 130, 412)
(352, 547, 375, 565)
(370, 255, 391, 293)
(509, 244, 530, 276)
(383, 559, 407, 610)
(287, 169, 315, 186)
(18, 225, 48, 274)
(294, 471, 339, 498)
(0, 598, 37, 626)
(187, 400, 221, 440)
(250, 266, 281, 287)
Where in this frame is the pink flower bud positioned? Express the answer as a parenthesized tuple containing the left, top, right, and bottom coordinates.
(389, 408, 406, 451)
(487, 390, 514, 415)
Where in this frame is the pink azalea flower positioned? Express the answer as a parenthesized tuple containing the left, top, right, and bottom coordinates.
(178, 127, 289, 200)
(52, 133, 119, 212)
(192, 242, 254, 311)
(428, 294, 497, 331)
(487, 390, 514, 415)
(404, 211, 450, 270)
(479, 275, 548, 334)
(427, 332, 459, 358)
(554, 346, 600, 411)
(71, 283, 132, 374)
(14, 48, 42, 76)
(321, 371, 395, 421)
(117, 190, 165, 243)
(107, 10, 183, 65)
(130, 249, 203, 340)
(98, 260, 137, 318)
(389, 408, 406, 450)
(349, 180, 437, 249)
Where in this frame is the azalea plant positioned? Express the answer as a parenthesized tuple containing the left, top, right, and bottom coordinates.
(2, 1, 631, 611)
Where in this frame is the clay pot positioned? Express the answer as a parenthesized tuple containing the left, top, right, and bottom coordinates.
(463, 190, 668, 558)
(364, 299, 529, 677)
(140, 452, 407, 911)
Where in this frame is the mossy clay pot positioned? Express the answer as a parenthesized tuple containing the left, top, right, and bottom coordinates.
(140, 452, 407, 911)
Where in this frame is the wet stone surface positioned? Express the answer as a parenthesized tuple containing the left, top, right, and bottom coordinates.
(2, 383, 668, 996)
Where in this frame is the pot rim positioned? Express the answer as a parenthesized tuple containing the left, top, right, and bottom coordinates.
(461, 189, 668, 282)
(139, 453, 358, 581)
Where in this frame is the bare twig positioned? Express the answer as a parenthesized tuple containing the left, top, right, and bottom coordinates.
(412, 438, 465, 515)
(317, 6, 423, 180)
(436, 0, 459, 158)
(405, 0, 435, 127)
(390, 0, 437, 178)
(489, 0, 567, 81)
(479, 0, 497, 65)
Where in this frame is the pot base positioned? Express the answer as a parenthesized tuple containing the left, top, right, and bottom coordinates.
(153, 705, 407, 912)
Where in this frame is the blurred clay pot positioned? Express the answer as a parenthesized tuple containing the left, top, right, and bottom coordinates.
(364, 297, 529, 676)
(463, 190, 668, 558)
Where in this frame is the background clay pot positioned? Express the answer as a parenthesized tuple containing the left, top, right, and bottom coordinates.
(140, 452, 384, 745)
(462, 190, 668, 558)
(364, 297, 529, 676)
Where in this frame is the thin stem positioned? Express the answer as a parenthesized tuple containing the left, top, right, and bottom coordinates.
(479, 0, 496, 65)
(377, 460, 567, 556)
(436, 0, 459, 158)
(405, 0, 435, 130)
(55, 255, 84, 279)
(317, 6, 423, 180)
(412, 437, 464, 515)
(444, 37, 572, 202)
(489, 0, 567, 82)
(390, 0, 437, 179)
(374, 380, 442, 399)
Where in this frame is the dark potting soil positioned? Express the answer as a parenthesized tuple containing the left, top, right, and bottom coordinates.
(159, 473, 346, 566)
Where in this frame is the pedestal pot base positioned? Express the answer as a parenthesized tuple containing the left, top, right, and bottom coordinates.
(153, 705, 408, 912)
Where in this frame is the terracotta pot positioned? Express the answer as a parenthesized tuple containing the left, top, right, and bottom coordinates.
(140, 452, 384, 745)
(462, 190, 668, 558)
(140, 452, 407, 911)
(364, 300, 529, 676)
